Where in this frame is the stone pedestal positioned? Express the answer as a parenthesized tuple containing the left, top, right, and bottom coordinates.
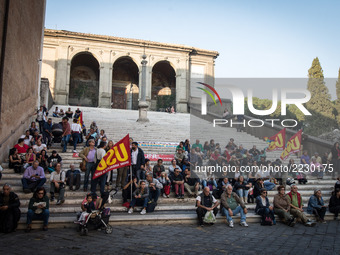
(137, 101, 149, 122)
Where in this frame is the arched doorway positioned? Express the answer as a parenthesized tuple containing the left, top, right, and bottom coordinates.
(69, 52, 99, 107)
(152, 61, 176, 111)
(112, 57, 139, 110)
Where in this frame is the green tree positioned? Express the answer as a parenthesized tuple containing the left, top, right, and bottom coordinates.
(335, 68, 340, 126)
(304, 57, 337, 135)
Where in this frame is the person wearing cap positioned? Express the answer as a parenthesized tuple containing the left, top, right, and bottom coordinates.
(287, 185, 316, 227)
(255, 188, 276, 225)
(0, 184, 21, 233)
(79, 139, 97, 192)
(307, 189, 327, 223)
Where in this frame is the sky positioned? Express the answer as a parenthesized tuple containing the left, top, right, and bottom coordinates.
(45, 0, 340, 98)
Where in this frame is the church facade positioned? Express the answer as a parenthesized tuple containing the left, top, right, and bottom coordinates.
(41, 29, 218, 113)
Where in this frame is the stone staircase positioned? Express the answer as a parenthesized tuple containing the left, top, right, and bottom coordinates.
(0, 105, 336, 229)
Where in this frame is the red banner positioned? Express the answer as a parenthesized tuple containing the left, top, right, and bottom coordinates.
(280, 130, 302, 160)
(77, 112, 84, 127)
(93, 134, 131, 179)
(144, 154, 174, 161)
(264, 128, 286, 151)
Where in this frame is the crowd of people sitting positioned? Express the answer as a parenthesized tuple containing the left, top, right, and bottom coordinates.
(1, 106, 340, 233)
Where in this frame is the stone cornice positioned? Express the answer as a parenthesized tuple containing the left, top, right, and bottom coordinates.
(44, 29, 219, 58)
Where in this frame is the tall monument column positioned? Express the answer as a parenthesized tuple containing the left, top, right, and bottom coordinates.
(137, 54, 149, 122)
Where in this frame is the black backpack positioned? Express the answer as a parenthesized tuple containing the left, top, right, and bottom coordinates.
(146, 200, 157, 213)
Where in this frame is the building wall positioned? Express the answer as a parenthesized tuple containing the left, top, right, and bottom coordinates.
(0, 0, 46, 163)
(41, 30, 218, 113)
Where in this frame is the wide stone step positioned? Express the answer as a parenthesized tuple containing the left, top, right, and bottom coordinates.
(16, 210, 336, 229)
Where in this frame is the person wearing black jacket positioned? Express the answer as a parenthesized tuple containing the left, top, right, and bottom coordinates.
(329, 189, 340, 220)
(253, 178, 265, 199)
(255, 188, 276, 225)
(131, 142, 145, 181)
(47, 150, 62, 170)
(0, 184, 21, 233)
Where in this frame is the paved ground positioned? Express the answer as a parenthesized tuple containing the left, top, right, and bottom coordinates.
(1, 221, 339, 255)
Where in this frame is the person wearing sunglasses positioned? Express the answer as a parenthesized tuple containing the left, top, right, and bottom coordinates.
(25, 187, 49, 232)
(255, 188, 276, 225)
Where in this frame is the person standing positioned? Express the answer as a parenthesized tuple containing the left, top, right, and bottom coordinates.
(61, 117, 71, 153)
(71, 118, 82, 153)
(91, 141, 107, 196)
(331, 142, 340, 178)
(79, 139, 97, 192)
(36, 106, 46, 134)
(43, 118, 53, 149)
(131, 142, 145, 181)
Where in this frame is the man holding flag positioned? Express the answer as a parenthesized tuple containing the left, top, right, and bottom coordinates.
(92, 134, 132, 188)
(91, 141, 107, 196)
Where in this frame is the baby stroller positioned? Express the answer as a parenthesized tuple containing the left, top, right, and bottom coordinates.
(76, 193, 113, 236)
(52, 122, 63, 143)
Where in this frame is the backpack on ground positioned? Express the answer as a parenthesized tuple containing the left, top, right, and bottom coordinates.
(261, 215, 273, 226)
(146, 200, 157, 213)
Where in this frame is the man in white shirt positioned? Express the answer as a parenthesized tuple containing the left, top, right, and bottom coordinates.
(32, 139, 47, 155)
(21, 130, 33, 146)
(131, 142, 145, 181)
(71, 118, 82, 152)
(50, 163, 65, 205)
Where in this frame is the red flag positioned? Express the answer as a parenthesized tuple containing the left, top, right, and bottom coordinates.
(77, 112, 83, 126)
(264, 128, 286, 151)
(280, 130, 302, 160)
(93, 134, 131, 179)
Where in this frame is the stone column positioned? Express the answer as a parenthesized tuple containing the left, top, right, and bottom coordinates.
(176, 69, 188, 113)
(145, 61, 152, 109)
(98, 62, 111, 108)
(54, 46, 69, 105)
(137, 54, 149, 122)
